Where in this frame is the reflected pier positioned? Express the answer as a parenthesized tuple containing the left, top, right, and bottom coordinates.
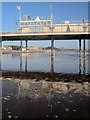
(25, 53, 28, 72)
(79, 39, 86, 75)
(18, 43, 87, 76)
(20, 53, 22, 72)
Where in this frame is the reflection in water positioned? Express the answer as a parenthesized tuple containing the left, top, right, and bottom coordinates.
(0, 55, 1, 71)
(79, 53, 87, 75)
(2, 79, 90, 118)
(1, 50, 88, 74)
(18, 51, 87, 76)
(83, 58, 86, 75)
(51, 51, 54, 81)
(79, 55, 82, 75)
(20, 53, 22, 72)
(1, 50, 90, 119)
(25, 53, 28, 72)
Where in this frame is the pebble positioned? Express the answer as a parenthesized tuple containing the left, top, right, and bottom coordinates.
(14, 116, 18, 118)
(3, 97, 10, 101)
(6, 108, 8, 111)
(8, 115, 11, 118)
(65, 108, 69, 112)
(69, 100, 73, 103)
(69, 95, 72, 97)
(55, 115, 58, 118)
(8, 112, 11, 114)
(57, 101, 61, 104)
(73, 109, 76, 112)
(6, 96, 11, 98)
(80, 98, 83, 100)
(46, 115, 49, 117)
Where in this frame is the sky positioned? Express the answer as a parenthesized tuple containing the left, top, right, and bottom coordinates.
(2, 2, 88, 49)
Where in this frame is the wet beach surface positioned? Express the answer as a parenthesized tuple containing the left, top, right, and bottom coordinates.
(2, 78, 90, 119)
(0, 52, 90, 119)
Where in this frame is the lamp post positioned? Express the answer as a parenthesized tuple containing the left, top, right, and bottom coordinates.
(50, 1, 54, 57)
(16, 5, 21, 21)
(15, 22, 17, 33)
(50, 1, 53, 32)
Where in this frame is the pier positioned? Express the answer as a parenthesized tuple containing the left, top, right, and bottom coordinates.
(0, 19, 90, 56)
(0, 19, 90, 76)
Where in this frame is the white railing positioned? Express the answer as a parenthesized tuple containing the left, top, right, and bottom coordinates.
(1, 22, 90, 35)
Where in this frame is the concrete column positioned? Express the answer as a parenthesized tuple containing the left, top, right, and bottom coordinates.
(0, 55, 1, 71)
(0, 40, 2, 46)
(88, 41, 90, 74)
(51, 38, 54, 81)
(83, 39, 86, 58)
(26, 40, 28, 52)
(20, 53, 22, 71)
(83, 58, 86, 75)
(0, 40, 2, 72)
(79, 39, 82, 56)
(0, 40, 2, 54)
(79, 57, 82, 75)
(51, 51, 54, 81)
(51, 39, 54, 56)
(20, 40, 22, 52)
(25, 53, 27, 72)
(20, 39, 22, 71)
(79, 39, 82, 75)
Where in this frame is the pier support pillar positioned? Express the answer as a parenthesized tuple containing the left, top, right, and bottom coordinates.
(20, 40, 22, 52)
(51, 39, 54, 81)
(26, 40, 28, 52)
(83, 39, 86, 75)
(83, 39, 86, 58)
(79, 39, 82, 56)
(20, 53, 22, 71)
(20, 40, 22, 71)
(25, 53, 27, 72)
(79, 57, 82, 75)
(0, 40, 2, 54)
(83, 57, 86, 75)
(51, 54, 54, 81)
(51, 39, 54, 56)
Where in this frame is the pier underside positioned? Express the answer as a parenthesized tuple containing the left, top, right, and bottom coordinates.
(1, 33, 90, 41)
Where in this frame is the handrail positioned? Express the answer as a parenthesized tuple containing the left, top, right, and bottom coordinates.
(1, 22, 89, 35)
(1, 31, 89, 35)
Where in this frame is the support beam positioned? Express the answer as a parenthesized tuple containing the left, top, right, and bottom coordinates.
(26, 40, 28, 52)
(25, 53, 27, 72)
(20, 40, 22, 71)
(51, 39, 55, 81)
(20, 40, 22, 52)
(20, 53, 22, 71)
(51, 39, 54, 56)
(79, 39, 82, 56)
(0, 40, 2, 72)
(83, 39, 86, 58)
(0, 40, 2, 47)
(79, 57, 82, 75)
(51, 51, 54, 81)
(0, 40, 2, 54)
(83, 39, 86, 75)
(83, 58, 86, 75)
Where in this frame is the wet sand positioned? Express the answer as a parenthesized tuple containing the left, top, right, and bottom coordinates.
(1, 78, 90, 119)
